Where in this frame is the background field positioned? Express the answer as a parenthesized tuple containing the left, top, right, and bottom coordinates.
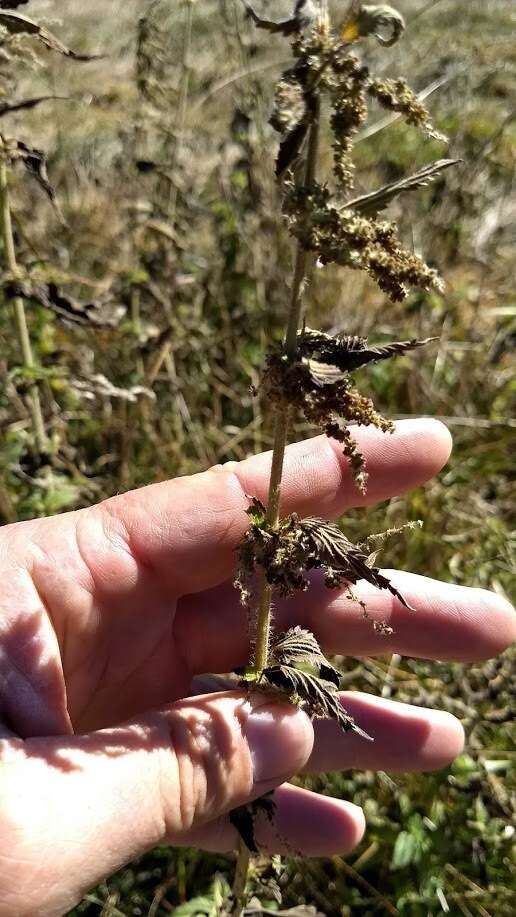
(0, 1, 514, 914)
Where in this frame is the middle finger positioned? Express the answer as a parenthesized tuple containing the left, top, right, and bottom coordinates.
(177, 571, 515, 673)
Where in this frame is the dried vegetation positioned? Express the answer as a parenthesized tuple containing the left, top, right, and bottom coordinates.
(0, 1, 513, 915)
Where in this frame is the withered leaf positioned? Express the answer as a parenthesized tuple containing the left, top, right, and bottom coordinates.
(0, 96, 68, 118)
(229, 793, 276, 854)
(271, 626, 341, 687)
(298, 516, 415, 609)
(276, 119, 310, 178)
(6, 280, 125, 329)
(0, 12, 101, 60)
(241, 0, 317, 36)
(345, 159, 460, 216)
(297, 329, 436, 374)
(12, 141, 57, 206)
(305, 358, 347, 387)
(262, 664, 372, 740)
(72, 374, 156, 404)
(343, 2, 406, 47)
(246, 495, 267, 525)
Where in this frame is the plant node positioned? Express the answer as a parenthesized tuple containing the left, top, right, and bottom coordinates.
(261, 330, 434, 491)
(236, 498, 415, 611)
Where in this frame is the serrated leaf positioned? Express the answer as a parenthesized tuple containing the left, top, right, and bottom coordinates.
(263, 664, 373, 740)
(305, 358, 348, 387)
(298, 517, 415, 609)
(345, 159, 460, 216)
(0, 12, 101, 60)
(297, 328, 436, 374)
(5, 280, 125, 329)
(271, 626, 341, 687)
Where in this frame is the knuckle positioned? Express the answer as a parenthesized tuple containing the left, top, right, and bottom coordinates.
(159, 699, 250, 837)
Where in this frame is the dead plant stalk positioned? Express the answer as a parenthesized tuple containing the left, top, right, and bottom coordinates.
(223, 0, 456, 909)
(0, 142, 48, 456)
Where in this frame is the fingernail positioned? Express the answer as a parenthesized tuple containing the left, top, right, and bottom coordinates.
(245, 702, 314, 784)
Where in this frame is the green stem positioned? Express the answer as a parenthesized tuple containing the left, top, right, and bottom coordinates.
(0, 149, 48, 457)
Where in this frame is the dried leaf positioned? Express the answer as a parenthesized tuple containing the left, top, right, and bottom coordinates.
(343, 2, 405, 47)
(0, 12, 101, 60)
(6, 280, 125, 329)
(240, 0, 316, 36)
(229, 793, 276, 854)
(72, 374, 156, 404)
(305, 358, 347, 387)
(271, 626, 341, 687)
(12, 141, 57, 207)
(276, 119, 310, 178)
(246, 496, 267, 525)
(298, 517, 415, 609)
(297, 329, 437, 374)
(0, 96, 68, 118)
(345, 159, 460, 216)
(262, 664, 372, 740)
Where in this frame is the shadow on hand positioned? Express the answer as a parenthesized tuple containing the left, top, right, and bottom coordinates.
(3, 690, 244, 781)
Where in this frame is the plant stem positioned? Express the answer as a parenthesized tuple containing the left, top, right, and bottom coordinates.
(253, 96, 321, 673)
(231, 93, 321, 917)
(0, 149, 48, 457)
(232, 844, 251, 915)
(167, 0, 194, 223)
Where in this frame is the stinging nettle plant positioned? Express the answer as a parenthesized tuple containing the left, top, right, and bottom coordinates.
(226, 1, 458, 912)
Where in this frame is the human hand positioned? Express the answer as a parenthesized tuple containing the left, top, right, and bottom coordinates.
(0, 419, 514, 917)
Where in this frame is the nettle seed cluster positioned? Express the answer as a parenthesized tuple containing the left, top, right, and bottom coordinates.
(230, 0, 455, 905)
(273, 20, 449, 300)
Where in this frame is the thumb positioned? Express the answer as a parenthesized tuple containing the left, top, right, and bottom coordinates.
(0, 692, 313, 917)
